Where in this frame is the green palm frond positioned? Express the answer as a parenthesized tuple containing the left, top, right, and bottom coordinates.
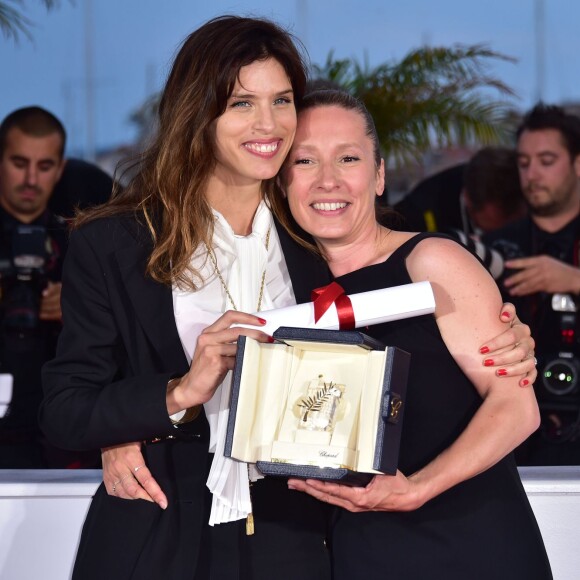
(0, 1, 31, 40)
(0, 0, 61, 42)
(312, 44, 518, 166)
(311, 50, 353, 87)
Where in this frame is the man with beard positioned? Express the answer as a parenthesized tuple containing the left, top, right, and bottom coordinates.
(0, 107, 70, 467)
(484, 103, 580, 465)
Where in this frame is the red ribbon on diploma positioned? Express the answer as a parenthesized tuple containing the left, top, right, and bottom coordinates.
(311, 282, 355, 330)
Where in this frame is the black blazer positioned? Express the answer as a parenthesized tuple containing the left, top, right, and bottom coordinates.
(40, 214, 332, 580)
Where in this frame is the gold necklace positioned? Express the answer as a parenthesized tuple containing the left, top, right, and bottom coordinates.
(206, 226, 271, 313)
(206, 225, 271, 537)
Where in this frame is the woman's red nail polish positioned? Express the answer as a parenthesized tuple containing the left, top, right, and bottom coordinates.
(267, 336, 275, 343)
(480, 346, 490, 354)
(522, 379, 529, 386)
(484, 359, 494, 367)
(497, 369, 508, 376)
(258, 317, 267, 324)
(501, 311, 511, 318)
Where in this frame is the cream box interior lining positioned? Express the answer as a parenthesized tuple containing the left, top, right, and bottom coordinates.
(229, 338, 389, 473)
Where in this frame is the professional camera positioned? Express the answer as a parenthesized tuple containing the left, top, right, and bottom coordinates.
(0, 225, 48, 332)
(531, 293, 580, 442)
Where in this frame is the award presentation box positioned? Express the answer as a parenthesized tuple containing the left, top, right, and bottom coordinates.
(224, 327, 410, 486)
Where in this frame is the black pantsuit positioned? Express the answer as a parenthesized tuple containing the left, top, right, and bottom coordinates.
(40, 214, 332, 579)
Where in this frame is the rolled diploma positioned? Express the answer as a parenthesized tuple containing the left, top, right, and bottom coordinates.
(246, 281, 435, 336)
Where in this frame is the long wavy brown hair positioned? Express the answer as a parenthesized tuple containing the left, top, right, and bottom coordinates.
(75, 15, 308, 289)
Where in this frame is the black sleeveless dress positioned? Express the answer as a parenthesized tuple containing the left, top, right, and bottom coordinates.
(330, 233, 552, 580)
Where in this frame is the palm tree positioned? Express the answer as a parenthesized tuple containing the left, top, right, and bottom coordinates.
(0, 0, 60, 42)
(312, 44, 517, 166)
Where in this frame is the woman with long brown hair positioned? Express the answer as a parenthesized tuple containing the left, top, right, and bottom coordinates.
(40, 15, 537, 580)
(40, 15, 333, 580)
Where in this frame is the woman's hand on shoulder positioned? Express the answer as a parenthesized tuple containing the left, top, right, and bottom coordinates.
(408, 238, 536, 387)
(479, 302, 537, 387)
(405, 237, 528, 392)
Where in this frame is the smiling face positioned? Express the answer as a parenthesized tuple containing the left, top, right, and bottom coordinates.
(0, 127, 65, 223)
(283, 105, 384, 247)
(517, 128, 580, 217)
(210, 58, 297, 190)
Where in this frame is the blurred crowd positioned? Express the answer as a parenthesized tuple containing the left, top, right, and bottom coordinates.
(1, 100, 579, 469)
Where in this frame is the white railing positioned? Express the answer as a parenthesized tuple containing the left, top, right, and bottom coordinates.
(0, 467, 578, 580)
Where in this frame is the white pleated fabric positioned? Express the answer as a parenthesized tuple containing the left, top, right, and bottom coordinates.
(172, 201, 296, 526)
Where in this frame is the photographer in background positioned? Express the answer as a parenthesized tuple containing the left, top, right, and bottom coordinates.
(447, 147, 525, 279)
(393, 148, 525, 237)
(392, 148, 525, 279)
(485, 104, 580, 465)
(0, 107, 75, 467)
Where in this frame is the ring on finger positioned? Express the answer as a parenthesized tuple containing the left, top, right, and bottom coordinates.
(133, 464, 145, 473)
(112, 472, 134, 495)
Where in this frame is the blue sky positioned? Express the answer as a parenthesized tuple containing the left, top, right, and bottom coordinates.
(2, 0, 579, 156)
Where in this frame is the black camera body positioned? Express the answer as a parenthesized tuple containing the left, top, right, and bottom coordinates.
(490, 240, 580, 411)
(0, 225, 48, 333)
(534, 294, 580, 413)
(486, 224, 580, 444)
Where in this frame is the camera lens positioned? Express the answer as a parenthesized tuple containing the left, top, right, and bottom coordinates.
(542, 358, 578, 396)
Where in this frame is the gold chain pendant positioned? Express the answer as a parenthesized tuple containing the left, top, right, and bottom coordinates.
(205, 224, 271, 537)
(206, 226, 271, 313)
